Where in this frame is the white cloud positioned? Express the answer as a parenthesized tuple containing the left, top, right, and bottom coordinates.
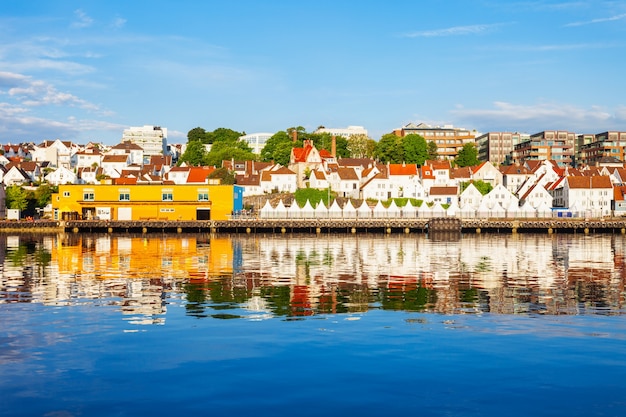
(450, 101, 626, 133)
(565, 13, 626, 27)
(402, 23, 505, 38)
(6, 76, 99, 111)
(0, 101, 124, 141)
(71, 9, 93, 29)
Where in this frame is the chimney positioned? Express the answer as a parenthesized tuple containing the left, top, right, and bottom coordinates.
(331, 135, 336, 158)
(292, 130, 298, 143)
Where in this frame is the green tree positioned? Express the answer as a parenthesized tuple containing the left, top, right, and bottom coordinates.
(179, 140, 208, 166)
(35, 183, 56, 208)
(402, 134, 428, 165)
(206, 127, 242, 144)
(261, 131, 299, 165)
(375, 133, 403, 163)
(347, 134, 371, 158)
(187, 127, 207, 143)
(316, 133, 349, 158)
(460, 180, 493, 195)
(5, 185, 28, 211)
(208, 167, 235, 185)
(454, 143, 480, 167)
(205, 146, 255, 167)
(427, 140, 439, 160)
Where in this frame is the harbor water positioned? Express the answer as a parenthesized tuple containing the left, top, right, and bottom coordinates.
(1, 232, 625, 416)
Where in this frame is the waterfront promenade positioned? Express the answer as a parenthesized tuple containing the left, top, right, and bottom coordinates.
(1, 218, 626, 234)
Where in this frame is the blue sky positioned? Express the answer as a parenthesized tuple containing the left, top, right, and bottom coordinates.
(1, 0, 625, 145)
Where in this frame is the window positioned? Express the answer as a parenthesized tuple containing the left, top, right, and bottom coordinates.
(162, 190, 173, 201)
(119, 193, 130, 201)
(63, 191, 70, 197)
(83, 190, 95, 201)
(198, 192, 209, 201)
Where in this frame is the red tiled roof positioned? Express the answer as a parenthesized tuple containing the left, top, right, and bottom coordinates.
(389, 164, 417, 175)
(292, 143, 314, 163)
(567, 175, 612, 189)
(429, 186, 458, 195)
(337, 167, 359, 180)
(187, 166, 215, 183)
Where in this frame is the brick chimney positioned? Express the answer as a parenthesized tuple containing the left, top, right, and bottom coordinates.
(331, 135, 336, 158)
(292, 130, 298, 143)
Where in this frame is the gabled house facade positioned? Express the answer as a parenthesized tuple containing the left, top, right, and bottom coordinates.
(45, 166, 77, 185)
(550, 175, 613, 217)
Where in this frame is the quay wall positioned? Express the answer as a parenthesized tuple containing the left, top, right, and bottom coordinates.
(1, 218, 624, 234)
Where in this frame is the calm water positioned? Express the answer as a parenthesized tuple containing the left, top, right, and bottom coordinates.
(1, 232, 625, 416)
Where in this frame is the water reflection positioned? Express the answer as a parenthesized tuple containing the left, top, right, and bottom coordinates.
(0, 232, 625, 323)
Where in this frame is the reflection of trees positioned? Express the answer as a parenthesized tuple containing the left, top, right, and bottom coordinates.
(378, 282, 437, 312)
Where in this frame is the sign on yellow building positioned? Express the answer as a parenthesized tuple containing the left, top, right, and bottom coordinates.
(52, 184, 243, 221)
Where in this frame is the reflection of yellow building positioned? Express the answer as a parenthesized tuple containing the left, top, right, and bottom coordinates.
(52, 184, 243, 221)
(52, 235, 234, 280)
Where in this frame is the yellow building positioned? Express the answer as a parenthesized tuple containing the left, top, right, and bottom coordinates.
(52, 184, 243, 221)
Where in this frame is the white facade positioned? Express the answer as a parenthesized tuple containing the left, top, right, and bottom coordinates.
(240, 133, 273, 155)
(45, 167, 77, 186)
(314, 125, 368, 138)
(121, 125, 167, 157)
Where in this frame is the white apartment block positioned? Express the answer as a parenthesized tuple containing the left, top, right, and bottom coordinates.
(122, 125, 167, 157)
(314, 125, 368, 138)
(240, 132, 273, 155)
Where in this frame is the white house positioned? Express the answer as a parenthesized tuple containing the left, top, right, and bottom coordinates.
(260, 166, 297, 193)
(328, 167, 360, 199)
(471, 162, 503, 186)
(481, 184, 519, 210)
(360, 172, 391, 200)
(388, 163, 422, 200)
(101, 154, 130, 178)
(518, 182, 553, 210)
(2, 165, 30, 185)
(550, 175, 613, 217)
(45, 166, 77, 185)
(500, 164, 533, 194)
(308, 169, 329, 190)
(459, 183, 484, 209)
(108, 141, 144, 166)
(72, 149, 103, 169)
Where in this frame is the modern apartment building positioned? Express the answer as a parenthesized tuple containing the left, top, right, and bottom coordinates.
(239, 132, 273, 155)
(393, 123, 476, 160)
(121, 125, 168, 158)
(512, 130, 576, 167)
(578, 131, 626, 166)
(475, 132, 529, 165)
(314, 125, 368, 138)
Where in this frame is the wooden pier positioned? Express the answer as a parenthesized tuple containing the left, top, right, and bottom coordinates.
(1, 218, 625, 234)
(48, 218, 626, 234)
